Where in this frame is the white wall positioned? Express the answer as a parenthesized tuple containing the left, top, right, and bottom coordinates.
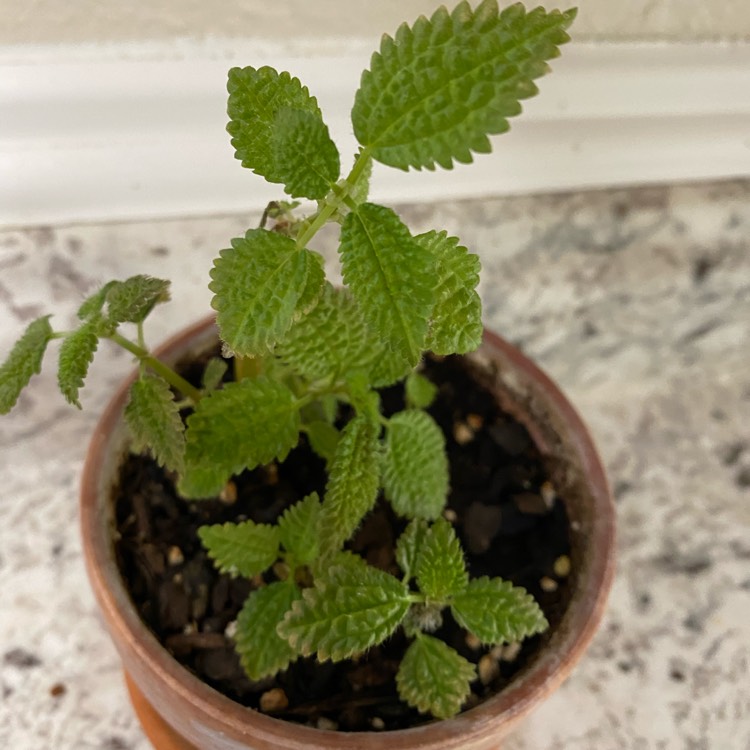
(3, 0, 750, 45)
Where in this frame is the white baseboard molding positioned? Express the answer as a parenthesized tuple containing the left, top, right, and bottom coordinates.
(1, 41, 749, 228)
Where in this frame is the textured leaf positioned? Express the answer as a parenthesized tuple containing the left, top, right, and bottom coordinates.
(339, 203, 434, 368)
(304, 420, 340, 465)
(106, 275, 170, 324)
(396, 634, 476, 719)
(416, 518, 468, 602)
(201, 357, 228, 391)
(368, 348, 414, 389)
(396, 519, 428, 581)
(405, 371, 438, 409)
(272, 106, 340, 200)
(278, 284, 374, 382)
(278, 492, 321, 564)
(353, 1, 576, 170)
(278, 553, 410, 661)
(0, 316, 53, 415)
(416, 230, 482, 354)
(227, 66, 322, 184)
(383, 410, 449, 519)
(236, 582, 302, 680)
(210, 229, 324, 356)
(318, 416, 382, 555)
(180, 377, 300, 498)
(451, 576, 548, 644)
(198, 520, 280, 577)
(57, 318, 99, 408)
(77, 281, 117, 320)
(125, 374, 186, 474)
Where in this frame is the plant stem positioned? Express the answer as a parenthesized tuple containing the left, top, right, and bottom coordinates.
(109, 332, 203, 403)
(295, 147, 373, 248)
(234, 355, 264, 381)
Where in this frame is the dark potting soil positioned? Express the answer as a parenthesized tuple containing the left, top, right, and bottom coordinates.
(113, 354, 572, 732)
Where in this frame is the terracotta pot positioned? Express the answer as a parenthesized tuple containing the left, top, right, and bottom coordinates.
(80, 315, 616, 750)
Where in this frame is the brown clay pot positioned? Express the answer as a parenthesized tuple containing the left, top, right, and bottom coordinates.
(80, 315, 616, 750)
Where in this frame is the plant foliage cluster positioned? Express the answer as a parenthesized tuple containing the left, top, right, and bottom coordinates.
(1, 0, 575, 720)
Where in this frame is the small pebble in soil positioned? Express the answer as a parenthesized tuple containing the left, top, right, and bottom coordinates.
(167, 546, 185, 566)
(219, 481, 237, 504)
(224, 620, 238, 639)
(553, 555, 571, 577)
(264, 464, 279, 486)
(500, 642, 522, 662)
(464, 501, 503, 554)
(371, 717, 386, 730)
(513, 492, 550, 515)
(316, 717, 338, 731)
(443, 508, 458, 523)
(466, 413, 484, 430)
(540, 481, 556, 508)
(260, 688, 289, 713)
(478, 654, 501, 685)
(540, 576, 558, 593)
(453, 422, 474, 445)
(465, 632, 482, 651)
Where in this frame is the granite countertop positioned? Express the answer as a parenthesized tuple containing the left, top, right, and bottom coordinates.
(1, 179, 748, 749)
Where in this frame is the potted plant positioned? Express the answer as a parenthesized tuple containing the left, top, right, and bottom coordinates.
(0, 1, 615, 748)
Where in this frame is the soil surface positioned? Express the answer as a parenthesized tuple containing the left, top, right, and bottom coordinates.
(113, 354, 572, 732)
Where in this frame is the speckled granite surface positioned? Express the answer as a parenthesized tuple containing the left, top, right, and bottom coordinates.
(1, 179, 749, 749)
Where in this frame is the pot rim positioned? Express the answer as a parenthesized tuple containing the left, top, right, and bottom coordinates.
(80, 315, 616, 750)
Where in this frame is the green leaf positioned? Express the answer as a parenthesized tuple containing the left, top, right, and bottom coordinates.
(180, 377, 300, 498)
(57, 318, 100, 408)
(451, 576, 548, 645)
(0, 316, 53, 415)
(236, 581, 302, 680)
(106, 275, 170, 324)
(77, 281, 117, 320)
(278, 284, 374, 382)
(383, 410, 449, 519)
(353, 1, 576, 171)
(368, 348, 414, 389)
(318, 416, 382, 555)
(415, 230, 482, 354)
(304, 420, 340, 465)
(396, 634, 476, 719)
(198, 520, 280, 577)
(125, 373, 186, 474)
(278, 492, 321, 565)
(415, 518, 468, 602)
(395, 519, 428, 581)
(339, 203, 434, 369)
(272, 107, 340, 200)
(210, 229, 324, 356)
(278, 553, 410, 661)
(201, 357, 228, 392)
(405, 371, 438, 409)
(227, 66, 322, 184)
